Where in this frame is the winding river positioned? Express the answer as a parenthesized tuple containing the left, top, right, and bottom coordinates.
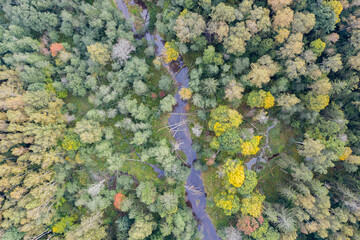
(115, 1, 220, 239)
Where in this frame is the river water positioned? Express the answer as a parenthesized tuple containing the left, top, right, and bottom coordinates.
(115, 1, 220, 239)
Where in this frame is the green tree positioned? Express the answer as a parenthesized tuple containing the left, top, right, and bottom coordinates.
(175, 10, 206, 43)
(136, 181, 157, 205)
(75, 119, 103, 144)
(203, 45, 224, 65)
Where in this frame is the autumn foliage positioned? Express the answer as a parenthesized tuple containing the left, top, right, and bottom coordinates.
(237, 215, 264, 235)
(240, 192, 266, 217)
(241, 136, 262, 156)
(339, 147, 352, 160)
(50, 43, 64, 56)
(114, 192, 125, 210)
(208, 105, 243, 136)
(179, 87, 192, 100)
(162, 41, 179, 63)
(224, 159, 245, 188)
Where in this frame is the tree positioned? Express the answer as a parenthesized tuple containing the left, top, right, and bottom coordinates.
(208, 105, 243, 136)
(225, 80, 244, 103)
(158, 75, 173, 91)
(322, 0, 343, 23)
(207, 21, 229, 42)
(339, 147, 352, 160)
(179, 87, 192, 100)
(310, 39, 326, 56)
(247, 90, 275, 109)
(156, 192, 179, 217)
(237, 215, 264, 235)
(275, 28, 290, 43)
(278, 33, 304, 59)
(203, 45, 224, 65)
(160, 95, 176, 112)
(49, 43, 64, 56)
(87, 43, 111, 65)
(62, 134, 81, 151)
(114, 192, 126, 210)
(111, 39, 135, 64)
(238, 170, 258, 195)
(136, 181, 157, 205)
(220, 225, 243, 240)
(210, 3, 236, 22)
(174, 10, 206, 43)
(277, 94, 301, 110)
(244, 55, 280, 87)
(272, 7, 294, 28)
(223, 22, 252, 55)
(310, 77, 332, 95)
(292, 12, 316, 34)
(348, 52, 360, 71)
(241, 136, 262, 156)
(268, 0, 293, 11)
(240, 192, 266, 217)
(75, 119, 103, 144)
(305, 94, 330, 112)
(214, 192, 241, 215)
(298, 135, 325, 158)
(162, 41, 179, 63)
(224, 159, 245, 188)
(128, 219, 156, 240)
(218, 129, 243, 154)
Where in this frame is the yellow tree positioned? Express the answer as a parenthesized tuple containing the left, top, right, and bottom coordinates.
(224, 159, 245, 187)
(214, 192, 241, 215)
(322, 0, 343, 23)
(179, 87, 192, 100)
(87, 43, 111, 65)
(162, 41, 179, 63)
(310, 39, 326, 56)
(240, 192, 266, 217)
(241, 136, 262, 156)
(247, 90, 275, 109)
(306, 94, 330, 112)
(208, 105, 243, 136)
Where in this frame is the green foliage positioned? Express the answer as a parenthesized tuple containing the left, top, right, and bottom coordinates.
(136, 181, 157, 205)
(203, 45, 224, 65)
(237, 170, 258, 195)
(1, 228, 25, 240)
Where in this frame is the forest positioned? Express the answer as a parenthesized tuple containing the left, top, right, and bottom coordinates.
(0, 0, 359, 239)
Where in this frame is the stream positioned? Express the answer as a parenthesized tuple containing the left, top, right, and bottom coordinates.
(115, 1, 220, 239)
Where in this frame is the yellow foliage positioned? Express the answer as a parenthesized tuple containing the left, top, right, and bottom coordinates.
(209, 106, 243, 136)
(241, 192, 266, 217)
(224, 159, 245, 187)
(162, 42, 179, 63)
(323, 1, 343, 23)
(339, 147, 352, 160)
(275, 28, 290, 43)
(214, 192, 240, 215)
(307, 94, 330, 112)
(228, 109, 243, 127)
(263, 92, 275, 109)
(210, 137, 220, 150)
(241, 136, 262, 156)
(179, 87, 192, 100)
(62, 135, 81, 151)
